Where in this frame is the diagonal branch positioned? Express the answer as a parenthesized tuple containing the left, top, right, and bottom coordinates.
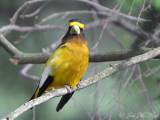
(10, 0, 47, 24)
(0, 34, 22, 56)
(76, 0, 149, 22)
(0, 24, 64, 34)
(2, 45, 160, 120)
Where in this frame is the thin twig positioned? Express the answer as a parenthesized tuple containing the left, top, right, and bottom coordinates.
(136, 0, 146, 25)
(20, 64, 40, 81)
(76, 0, 149, 22)
(20, 1, 49, 19)
(0, 24, 64, 34)
(10, 0, 47, 24)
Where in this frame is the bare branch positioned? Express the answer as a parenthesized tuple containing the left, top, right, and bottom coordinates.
(136, 0, 146, 25)
(10, 0, 47, 24)
(0, 34, 22, 56)
(20, 1, 48, 19)
(76, 0, 149, 22)
(0, 33, 146, 64)
(111, 18, 150, 40)
(0, 24, 64, 34)
(0, 0, 157, 64)
(11, 0, 149, 25)
(89, 50, 144, 62)
(2, 45, 160, 120)
(39, 10, 102, 25)
(20, 64, 40, 81)
(13, 50, 146, 64)
(0, 17, 152, 44)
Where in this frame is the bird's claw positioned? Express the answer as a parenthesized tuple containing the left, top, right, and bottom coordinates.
(64, 85, 73, 93)
(76, 83, 81, 89)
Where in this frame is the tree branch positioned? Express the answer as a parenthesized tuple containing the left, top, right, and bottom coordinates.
(0, 24, 64, 34)
(0, 33, 146, 64)
(2, 45, 160, 120)
(10, 0, 47, 24)
(11, 0, 148, 25)
(0, 34, 22, 56)
(76, 0, 149, 22)
(20, 64, 40, 81)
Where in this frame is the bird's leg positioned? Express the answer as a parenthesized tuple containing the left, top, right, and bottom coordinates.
(64, 85, 73, 93)
(76, 83, 81, 89)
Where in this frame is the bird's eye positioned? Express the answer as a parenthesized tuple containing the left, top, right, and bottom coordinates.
(70, 25, 80, 35)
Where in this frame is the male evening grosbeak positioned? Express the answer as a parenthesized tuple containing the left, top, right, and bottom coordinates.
(30, 19, 89, 112)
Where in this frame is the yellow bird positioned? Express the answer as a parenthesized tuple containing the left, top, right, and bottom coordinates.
(30, 19, 89, 112)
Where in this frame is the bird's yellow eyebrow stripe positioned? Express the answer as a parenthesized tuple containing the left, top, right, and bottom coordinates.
(69, 21, 85, 29)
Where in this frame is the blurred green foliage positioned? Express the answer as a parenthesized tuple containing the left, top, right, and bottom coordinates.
(152, 0, 160, 10)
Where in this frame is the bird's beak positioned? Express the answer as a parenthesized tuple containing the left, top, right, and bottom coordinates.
(73, 25, 80, 34)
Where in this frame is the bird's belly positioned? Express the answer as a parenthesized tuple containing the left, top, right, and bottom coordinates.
(52, 69, 79, 88)
(50, 58, 88, 89)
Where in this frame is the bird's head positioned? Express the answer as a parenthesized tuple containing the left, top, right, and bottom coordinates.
(68, 19, 85, 35)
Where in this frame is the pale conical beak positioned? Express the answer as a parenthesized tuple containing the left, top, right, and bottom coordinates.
(73, 25, 80, 34)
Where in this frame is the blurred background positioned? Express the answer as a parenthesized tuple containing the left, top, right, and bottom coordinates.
(0, 0, 160, 120)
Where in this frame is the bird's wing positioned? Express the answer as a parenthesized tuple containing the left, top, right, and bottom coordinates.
(39, 66, 52, 87)
(39, 47, 63, 88)
(30, 66, 52, 99)
(30, 44, 69, 99)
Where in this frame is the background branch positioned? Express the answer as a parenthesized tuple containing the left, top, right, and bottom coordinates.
(0, 33, 147, 64)
(20, 64, 40, 81)
(10, 0, 47, 24)
(0, 24, 64, 34)
(0, 34, 22, 56)
(76, 0, 149, 22)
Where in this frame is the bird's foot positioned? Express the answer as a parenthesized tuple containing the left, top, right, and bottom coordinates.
(76, 83, 81, 89)
(64, 85, 73, 93)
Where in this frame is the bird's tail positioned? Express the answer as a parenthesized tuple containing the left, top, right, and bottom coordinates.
(30, 87, 40, 100)
(29, 87, 40, 110)
(56, 92, 74, 112)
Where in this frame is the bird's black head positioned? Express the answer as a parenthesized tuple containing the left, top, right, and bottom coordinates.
(67, 19, 85, 35)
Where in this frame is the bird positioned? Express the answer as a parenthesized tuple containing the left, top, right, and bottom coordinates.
(30, 19, 89, 112)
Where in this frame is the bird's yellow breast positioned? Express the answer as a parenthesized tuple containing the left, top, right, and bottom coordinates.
(46, 37, 89, 89)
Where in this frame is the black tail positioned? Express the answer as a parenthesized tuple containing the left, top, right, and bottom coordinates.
(30, 93, 35, 101)
(30, 87, 39, 100)
(29, 87, 39, 110)
(30, 76, 54, 100)
(56, 92, 74, 112)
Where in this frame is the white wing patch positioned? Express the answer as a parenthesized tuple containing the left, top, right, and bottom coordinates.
(39, 66, 52, 87)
